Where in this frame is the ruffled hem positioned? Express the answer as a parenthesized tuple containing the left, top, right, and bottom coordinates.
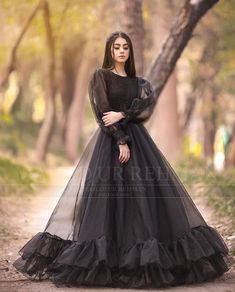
(13, 225, 234, 288)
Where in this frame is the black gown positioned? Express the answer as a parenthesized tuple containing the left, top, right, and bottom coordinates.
(13, 68, 233, 288)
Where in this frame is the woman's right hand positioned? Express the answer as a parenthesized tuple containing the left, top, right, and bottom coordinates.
(118, 144, 130, 163)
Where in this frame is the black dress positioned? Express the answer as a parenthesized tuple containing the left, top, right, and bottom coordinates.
(13, 68, 233, 288)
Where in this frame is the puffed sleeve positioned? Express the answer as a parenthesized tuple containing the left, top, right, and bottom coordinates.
(88, 68, 131, 147)
(119, 77, 157, 125)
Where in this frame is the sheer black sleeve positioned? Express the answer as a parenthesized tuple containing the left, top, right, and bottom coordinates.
(119, 77, 157, 125)
(88, 68, 131, 147)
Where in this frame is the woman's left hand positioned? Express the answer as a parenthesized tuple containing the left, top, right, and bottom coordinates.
(102, 111, 124, 126)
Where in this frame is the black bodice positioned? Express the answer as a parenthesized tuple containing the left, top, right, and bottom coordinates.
(103, 70, 138, 112)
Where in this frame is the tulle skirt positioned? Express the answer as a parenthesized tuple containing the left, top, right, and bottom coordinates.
(13, 122, 233, 288)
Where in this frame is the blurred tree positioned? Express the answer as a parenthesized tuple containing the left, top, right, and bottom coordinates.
(146, 0, 219, 100)
(226, 125, 235, 167)
(65, 45, 96, 161)
(147, 0, 182, 163)
(59, 34, 87, 142)
(63, 0, 108, 161)
(36, 0, 56, 161)
(119, 0, 144, 76)
(180, 0, 235, 165)
(0, 0, 42, 91)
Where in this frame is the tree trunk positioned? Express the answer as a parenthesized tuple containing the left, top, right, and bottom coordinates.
(225, 126, 235, 168)
(148, 0, 182, 163)
(59, 36, 86, 142)
(152, 73, 183, 162)
(201, 90, 217, 164)
(119, 0, 144, 76)
(65, 51, 96, 162)
(147, 0, 219, 101)
(180, 25, 218, 129)
(36, 0, 56, 161)
(10, 62, 34, 117)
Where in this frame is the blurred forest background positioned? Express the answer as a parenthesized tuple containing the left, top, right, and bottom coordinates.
(0, 0, 235, 229)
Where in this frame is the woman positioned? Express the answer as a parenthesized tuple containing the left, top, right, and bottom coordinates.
(13, 31, 233, 288)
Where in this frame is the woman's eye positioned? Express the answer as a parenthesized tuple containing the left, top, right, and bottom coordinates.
(114, 47, 129, 50)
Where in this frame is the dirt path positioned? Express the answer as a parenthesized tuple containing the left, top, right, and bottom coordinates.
(0, 167, 234, 292)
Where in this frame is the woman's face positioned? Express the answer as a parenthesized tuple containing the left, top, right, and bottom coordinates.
(111, 37, 130, 64)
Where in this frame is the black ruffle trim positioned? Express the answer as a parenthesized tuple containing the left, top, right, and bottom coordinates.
(13, 225, 234, 288)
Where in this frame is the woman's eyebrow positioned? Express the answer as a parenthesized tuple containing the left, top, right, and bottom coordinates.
(114, 43, 128, 46)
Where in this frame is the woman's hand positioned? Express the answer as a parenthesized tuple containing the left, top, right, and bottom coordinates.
(102, 111, 125, 126)
(119, 144, 130, 163)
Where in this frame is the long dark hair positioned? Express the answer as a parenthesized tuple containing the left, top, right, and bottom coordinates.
(102, 31, 136, 78)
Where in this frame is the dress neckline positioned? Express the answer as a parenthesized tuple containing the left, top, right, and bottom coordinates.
(108, 70, 129, 78)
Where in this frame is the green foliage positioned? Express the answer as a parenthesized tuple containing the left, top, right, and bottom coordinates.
(0, 112, 24, 155)
(0, 157, 49, 196)
(0, 0, 106, 67)
(175, 154, 235, 226)
(202, 168, 235, 224)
